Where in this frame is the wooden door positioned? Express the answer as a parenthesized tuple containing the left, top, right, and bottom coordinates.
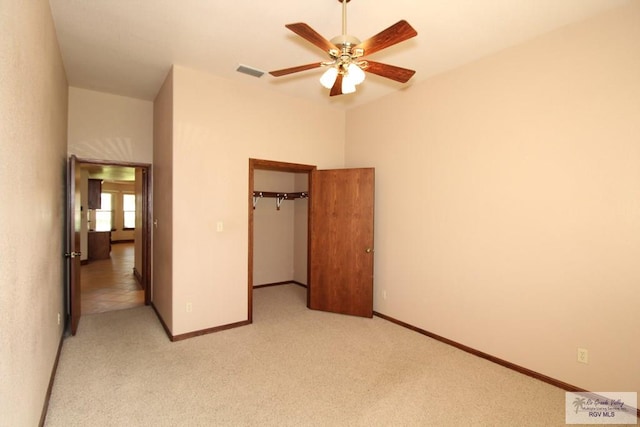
(309, 168, 375, 317)
(67, 156, 82, 335)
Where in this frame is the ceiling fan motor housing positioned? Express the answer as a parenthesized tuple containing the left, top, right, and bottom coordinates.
(329, 34, 364, 70)
(330, 34, 361, 48)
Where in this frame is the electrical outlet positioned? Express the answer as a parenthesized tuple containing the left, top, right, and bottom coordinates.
(186, 302, 193, 313)
(577, 348, 589, 364)
(383, 290, 387, 300)
(216, 221, 224, 232)
(57, 313, 61, 325)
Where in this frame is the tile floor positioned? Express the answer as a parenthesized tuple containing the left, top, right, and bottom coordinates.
(81, 242, 144, 314)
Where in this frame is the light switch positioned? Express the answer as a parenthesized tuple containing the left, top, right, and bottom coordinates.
(216, 221, 224, 232)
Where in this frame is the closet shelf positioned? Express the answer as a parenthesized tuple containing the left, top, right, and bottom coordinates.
(252, 191, 308, 210)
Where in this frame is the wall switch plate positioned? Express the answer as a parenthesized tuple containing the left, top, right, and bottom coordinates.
(577, 348, 589, 364)
(57, 313, 61, 325)
(216, 221, 224, 232)
(186, 302, 193, 313)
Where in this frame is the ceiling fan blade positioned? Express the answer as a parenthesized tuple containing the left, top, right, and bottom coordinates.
(330, 73, 344, 97)
(355, 20, 417, 57)
(269, 62, 324, 77)
(285, 23, 339, 53)
(364, 61, 416, 83)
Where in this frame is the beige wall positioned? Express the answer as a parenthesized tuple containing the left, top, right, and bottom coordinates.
(253, 170, 296, 285)
(0, 0, 68, 425)
(68, 87, 153, 163)
(346, 2, 640, 395)
(153, 68, 174, 330)
(165, 65, 344, 335)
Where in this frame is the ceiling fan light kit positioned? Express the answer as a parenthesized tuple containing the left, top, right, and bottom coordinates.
(269, 0, 417, 97)
(346, 63, 365, 85)
(319, 67, 339, 89)
(320, 62, 365, 92)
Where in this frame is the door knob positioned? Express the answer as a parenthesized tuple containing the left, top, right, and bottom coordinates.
(365, 248, 373, 253)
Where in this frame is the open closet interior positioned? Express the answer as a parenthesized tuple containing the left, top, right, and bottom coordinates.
(252, 169, 309, 288)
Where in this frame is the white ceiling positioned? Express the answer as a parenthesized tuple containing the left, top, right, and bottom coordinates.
(49, 0, 631, 110)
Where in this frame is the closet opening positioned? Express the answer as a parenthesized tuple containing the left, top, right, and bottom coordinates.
(247, 159, 316, 322)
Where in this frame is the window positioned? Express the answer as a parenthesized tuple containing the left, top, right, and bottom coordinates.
(123, 194, 136, 229)
(95, 193, 113, 231)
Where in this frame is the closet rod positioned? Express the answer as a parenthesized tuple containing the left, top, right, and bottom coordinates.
(252, 191, 308, 210)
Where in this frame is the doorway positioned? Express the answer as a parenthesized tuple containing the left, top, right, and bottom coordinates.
(248, 158, 376, 323)
(248, 159, 316, 322)
(68, 157, 151, 333)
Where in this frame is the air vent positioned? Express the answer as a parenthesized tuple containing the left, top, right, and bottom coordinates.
(236, 64, 265, 78)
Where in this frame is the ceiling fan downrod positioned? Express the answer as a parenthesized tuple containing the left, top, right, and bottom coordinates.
(341, 0, 348, 37)
(331, 0, 360, 50)
(329, 0, 363, 66)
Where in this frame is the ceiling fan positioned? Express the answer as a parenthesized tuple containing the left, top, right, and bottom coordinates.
(269, 0, 418, 97)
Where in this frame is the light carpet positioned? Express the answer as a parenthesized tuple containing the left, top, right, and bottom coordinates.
(45, 284, 570, 426)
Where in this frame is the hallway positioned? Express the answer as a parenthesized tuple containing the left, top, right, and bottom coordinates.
(81, 242, 144, 314)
